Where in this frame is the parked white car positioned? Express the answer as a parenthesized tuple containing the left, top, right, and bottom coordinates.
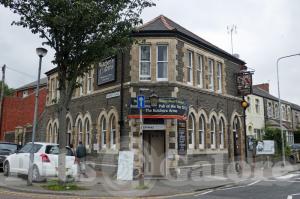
(3, 142, 78, 181)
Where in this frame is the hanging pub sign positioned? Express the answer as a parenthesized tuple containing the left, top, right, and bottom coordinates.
(237, 71, 253, 96)
(128, 97, 189, 120)
(97, 57, 116, 85)
(177, 120, 187, 155)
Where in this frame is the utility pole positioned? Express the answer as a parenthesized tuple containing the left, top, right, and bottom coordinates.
(0, 65, 6, 140)
(227, 25, 237, 55)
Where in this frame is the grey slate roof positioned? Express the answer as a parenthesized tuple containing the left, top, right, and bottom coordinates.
(253, 85, 291, 105)
(15, 77, 48, 91)
(135, 15, 246, 65)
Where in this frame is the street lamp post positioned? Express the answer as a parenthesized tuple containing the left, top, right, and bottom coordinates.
(276, 53, 300, 167)
(27, 47, 47, 185)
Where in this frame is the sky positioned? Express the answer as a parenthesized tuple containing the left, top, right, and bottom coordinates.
(0, 0, 300, 105)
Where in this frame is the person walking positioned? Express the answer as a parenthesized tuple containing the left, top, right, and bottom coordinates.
(76, 141, 88, 178)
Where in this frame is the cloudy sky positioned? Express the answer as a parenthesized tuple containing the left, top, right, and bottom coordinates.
(0, 0, 300, 104)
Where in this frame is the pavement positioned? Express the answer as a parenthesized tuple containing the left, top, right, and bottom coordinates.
(0, 162, 299, 198)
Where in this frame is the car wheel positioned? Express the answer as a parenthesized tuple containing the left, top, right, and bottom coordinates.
(32, 165, 43, 182)
(3, 162, 10, 177)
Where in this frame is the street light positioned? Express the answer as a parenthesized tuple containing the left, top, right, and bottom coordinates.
(276, 53, 300, 167)
(27, 47, 47, 185)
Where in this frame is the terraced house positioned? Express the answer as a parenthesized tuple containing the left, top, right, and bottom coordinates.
(41, 15, 247, 178)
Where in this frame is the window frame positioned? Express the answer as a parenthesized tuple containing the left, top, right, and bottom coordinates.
(208, 59, 214, 91)
(219, 118, 225, 149)
(110, 115, 117, 150)
(139, 45, 151, 81)
(188, 114, 195, 149)
(87, 70, 93, 94)
(85, 119, 91, 149)
(78, 119, 83, 143)
(216, 62, 222, 93)
(196, 54, 204, 88)
(101, 117, 107, 149)
(255, 99, 260, 114)
(210, 117, 217, 149)
(199, 115, 205, 149)
(156, 45, 168, 81)
(187, 51, 193, 85)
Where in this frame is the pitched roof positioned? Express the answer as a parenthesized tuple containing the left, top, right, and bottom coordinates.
(134, 15, 246, 65)
(15, 77, 48, 91)
(253, 85, 290, 105)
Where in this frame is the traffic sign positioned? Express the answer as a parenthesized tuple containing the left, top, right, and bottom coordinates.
(137, 95, 145, 109)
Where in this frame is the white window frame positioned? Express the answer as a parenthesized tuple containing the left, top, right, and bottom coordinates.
(23, 90, 29, 98)
(101, 117, 106, 149)
(78, 119, 83, 143)
(188, 114, 195, 149)
(79, 77, 83, 96)
(87, 70, 93, 94)
(187, 51, 193, 85)
(217, 62, 222, 93)
(139, 45, 151, 81)
(210, 117, 216, 149)
(67, 120, 72, 146)
(199, 115, 205, 149)
(53, 123, 58, 144)
(156, 45, 168, 81)
(85, 119, 91, 149)
(275, 104, 279, 119)
(219, 118, 225, 149)
(51, 78, 56, 100)
(208, 59, 214, 91)
(267, 102, 273, 118)
(197, 55, 203, 88)
(110, 115, 116, 150)
(255, 99, 260, 114)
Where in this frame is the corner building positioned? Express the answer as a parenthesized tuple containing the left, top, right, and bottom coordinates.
(42, 15, 247, 178)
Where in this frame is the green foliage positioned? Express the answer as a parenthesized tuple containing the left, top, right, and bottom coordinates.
(263, 127, 291, 157)
(0, 81, 14, 96)
(42, 179, 87, 191)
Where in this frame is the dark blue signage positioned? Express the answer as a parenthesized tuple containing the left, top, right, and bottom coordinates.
(97, 57, 116, 85)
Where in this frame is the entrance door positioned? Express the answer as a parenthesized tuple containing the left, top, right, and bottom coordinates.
(144, 131, 165, 177)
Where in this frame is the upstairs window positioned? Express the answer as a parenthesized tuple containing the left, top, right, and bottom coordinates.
(157, 45, 168, 81)
(87, 70, 93, 93)
(22, 90, 28, 98)
(208, 59, 214, 91)
(255, 99, 260, 114)
(197, 55, 204, 88)
(274, 104, 279, 118)
(187, 51, 193, 84)
(216, 62, 222, 93)
(267, 102, 273, 118)
(139, 45, 151, 81)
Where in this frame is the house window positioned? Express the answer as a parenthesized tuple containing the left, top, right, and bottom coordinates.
(219, 118, 225, 149)
(87, 70, 93, 93)
(274, 104, 279, 118)
(281, 106, 286, 120)
(210, 117, 217, 149)
(286, 131, 294, 145)
(139, 45, 151, 81)
(85, 119, 91, 149)
(48, 124, 52, 143)
(51, 79, 56, 100)
(188, 114, 195, 149)
(247, 96, 251, 113)
(67, 119, 72, 146)
(100, 116, 106, 149)
(187, 51, 193, 84)
(56, 78, 60, 100)
(157, 45, 168, 81)
(53, 123, 58, 144)
(216, 62, 222, 93)
(267, 102, 273, 118)
(208, 59, 214, 91)
(287, 107, 291, 121)
(23, 90, 28, 98)
(199, 115, 205, 149)
(255, 99, 260, 114)
(110, 115, 117, 149)
(197, 55, 204, 88)
(79, 77, 83, 96)
(77, 119, 83, 143)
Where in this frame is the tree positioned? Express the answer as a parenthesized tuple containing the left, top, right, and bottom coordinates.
(0, 0, 155, 184)
(0, 81, 14, 96)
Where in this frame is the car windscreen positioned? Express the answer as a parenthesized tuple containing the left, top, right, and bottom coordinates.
(0, 144, 17, 152)
(18, 143, 42, 153)
(291, 144, 300, 150)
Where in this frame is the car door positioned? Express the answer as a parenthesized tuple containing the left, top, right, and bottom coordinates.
(17, 143, 42, 174)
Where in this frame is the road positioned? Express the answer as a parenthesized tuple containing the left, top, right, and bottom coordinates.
(174, 171, 300, 199)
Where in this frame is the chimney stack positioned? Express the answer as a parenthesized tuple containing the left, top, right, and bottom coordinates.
(256, 83, 269, 93)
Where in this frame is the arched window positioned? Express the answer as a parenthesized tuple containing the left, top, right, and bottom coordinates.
(100, 116, 106, 148)
(233, 117, 240, 155)
(48, 123, 52, 143)
(110, 115, 117, 149)
(219, 118, 225, 149)
(85, 118, 91, 149)
(281, 106, 286, 120)
(287, 107, 291, 121)
(66, 119, 72, 146)
(77, 119, 83, 143)
(53, 123, 58, 143)
(274, 104, 279, 119)
(188, 114, 195, 149)
(210, 117, 217, 149)
(199, 115, 205, 149)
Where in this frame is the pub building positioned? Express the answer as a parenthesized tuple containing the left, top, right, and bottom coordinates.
(41, 15, 248, 178)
